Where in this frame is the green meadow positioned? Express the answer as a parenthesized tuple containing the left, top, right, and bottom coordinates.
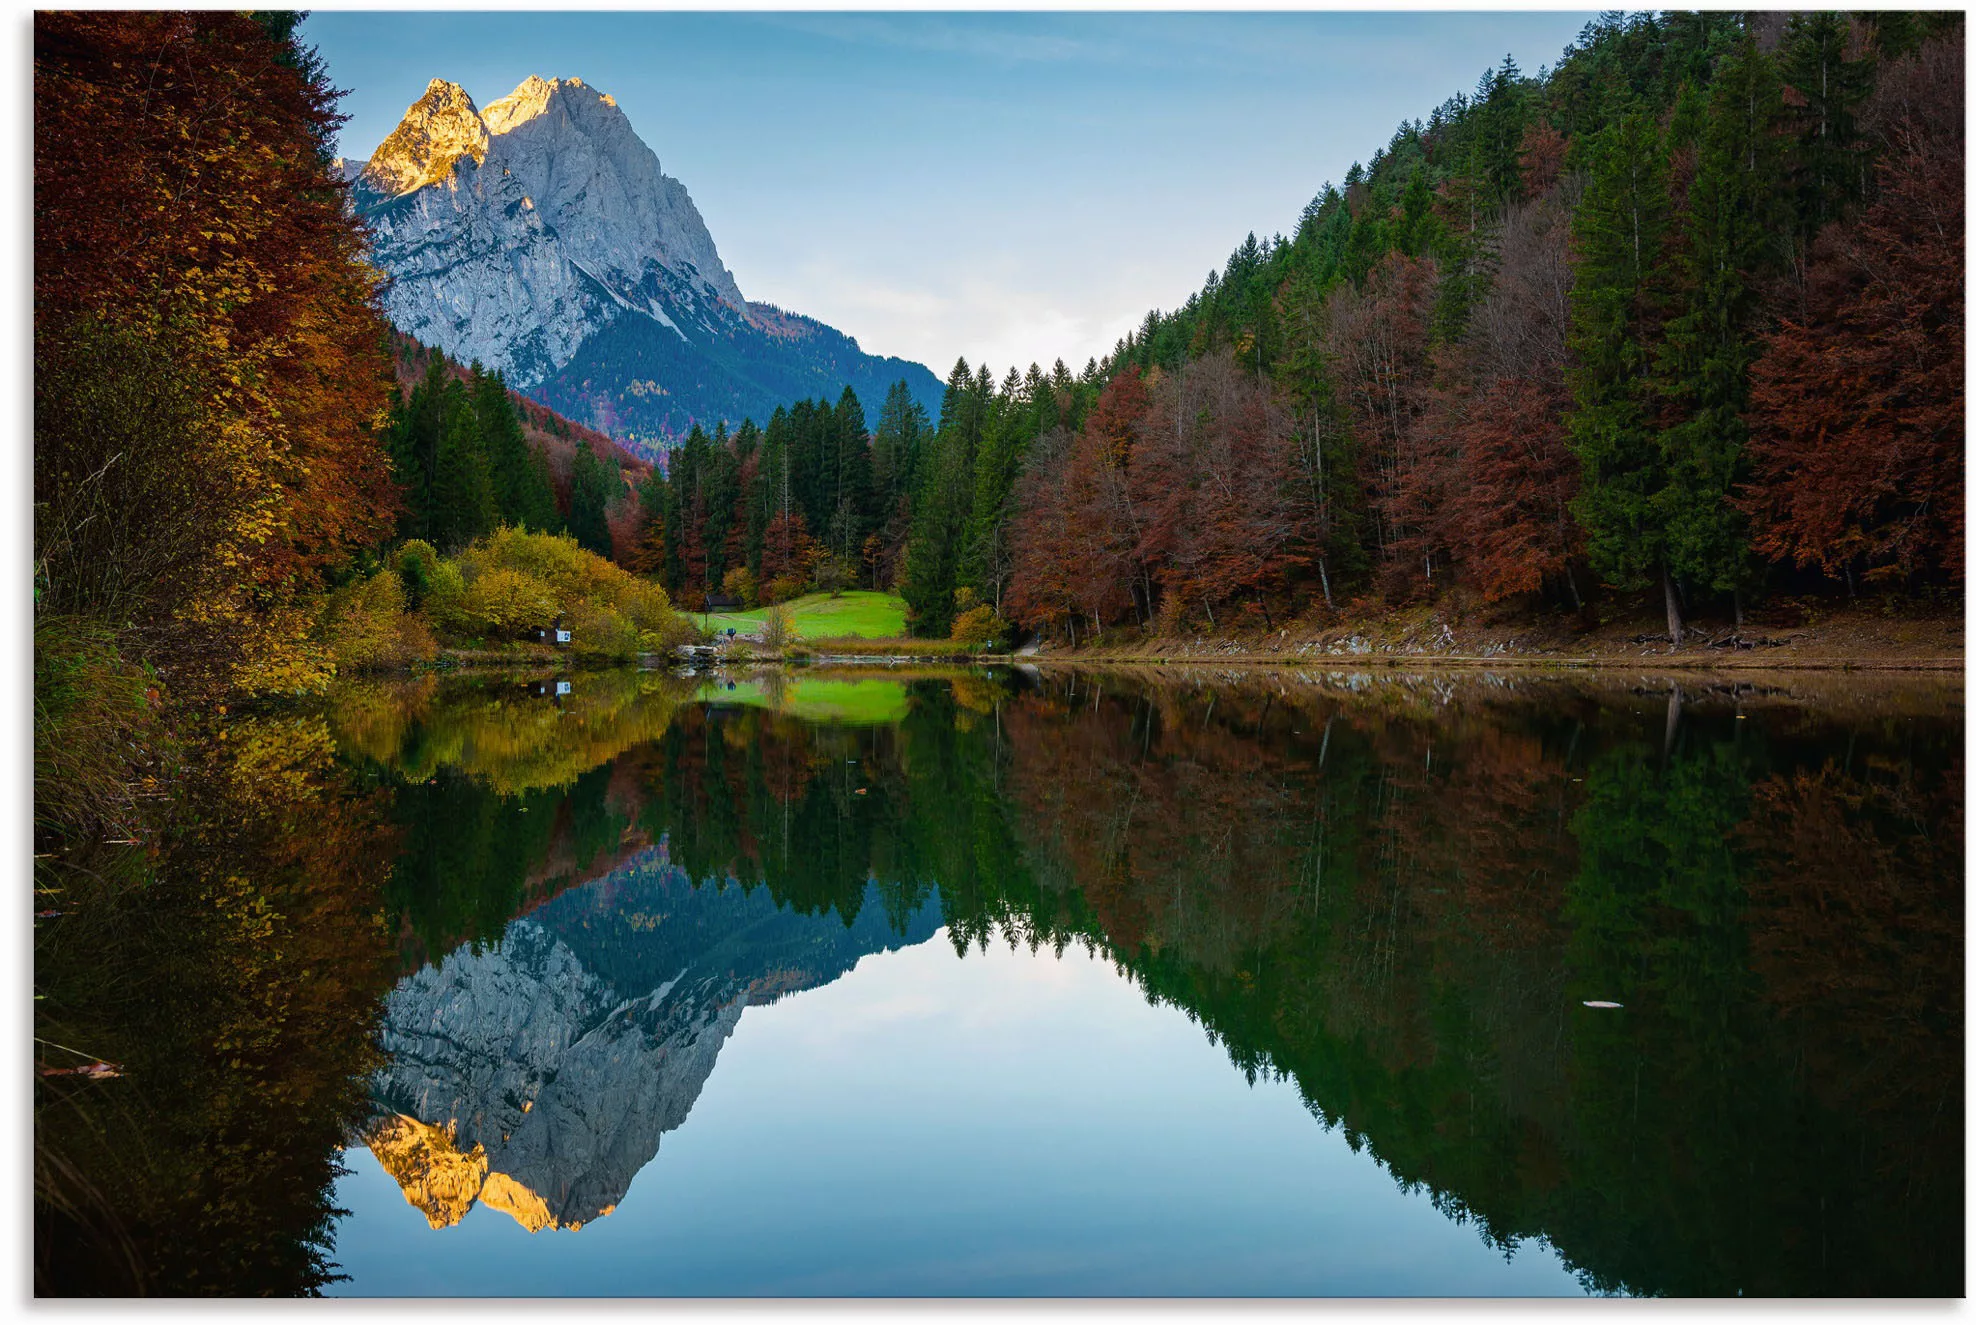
(693, 591, 908, 641)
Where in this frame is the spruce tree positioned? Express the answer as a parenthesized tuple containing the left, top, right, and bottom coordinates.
(901, 359, 982, 636)
(961, 366, 1027, 612)
(1779, 12, 1874, 244)
(1653, 36, 1786, 619)
(389, 356, 451, 542)
(830, 386, 873, 559)
(1565, 110, 1678, 636)
(568, 439, 617, 559)
(702, 421, 739, 588)
(470, 365, 557, 532)
(430, 381, 497, 551)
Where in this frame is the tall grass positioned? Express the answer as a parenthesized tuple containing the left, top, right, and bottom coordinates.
(34, 615, 156, 846)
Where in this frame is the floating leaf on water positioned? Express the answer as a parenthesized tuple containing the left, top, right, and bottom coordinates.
(1582, 1000, 1624, 1009)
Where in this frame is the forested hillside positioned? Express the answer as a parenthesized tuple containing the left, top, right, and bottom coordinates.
(384, 335, 653, 564)
(681, 10, 1953, 644)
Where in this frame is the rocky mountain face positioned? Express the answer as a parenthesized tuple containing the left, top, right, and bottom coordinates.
(353, 76, 941, 453)
(364, 846, 941, 1233)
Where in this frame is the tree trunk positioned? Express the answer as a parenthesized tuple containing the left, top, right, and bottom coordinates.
(1663, 567, 1685, 647)
(1318, 556, 1334, 611)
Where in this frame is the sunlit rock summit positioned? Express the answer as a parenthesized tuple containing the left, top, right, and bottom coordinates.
(354, 76, 940, 451)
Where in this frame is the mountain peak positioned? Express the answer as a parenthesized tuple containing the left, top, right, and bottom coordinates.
(481, 74, 618, 137)
(361, 78, 488, 196)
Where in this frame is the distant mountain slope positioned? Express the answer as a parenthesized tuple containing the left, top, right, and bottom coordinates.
(354, 76, 942, 454)
(388, 330, 649, 479)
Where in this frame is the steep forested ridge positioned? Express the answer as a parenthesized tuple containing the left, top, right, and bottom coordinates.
(580, 13, 1964, 643)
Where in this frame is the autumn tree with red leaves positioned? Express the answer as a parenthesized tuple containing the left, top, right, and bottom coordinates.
(1321, 253, 1441, 591)
(758, 510, 822, 600)
(1133, 354, 1309, 628)
(1743, 41, 1964, 589)
(1006, 372, 1149, 638)
(1435, 187, 1586, 605)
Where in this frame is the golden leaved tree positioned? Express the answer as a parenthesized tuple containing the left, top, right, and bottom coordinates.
(35, 11, 401, 698)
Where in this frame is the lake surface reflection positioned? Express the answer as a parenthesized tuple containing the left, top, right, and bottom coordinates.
(36, 664, 1960, 1295)
(311, 665, 1962, 1297)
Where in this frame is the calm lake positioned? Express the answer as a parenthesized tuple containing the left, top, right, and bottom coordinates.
(36, 665, 1964, 1296)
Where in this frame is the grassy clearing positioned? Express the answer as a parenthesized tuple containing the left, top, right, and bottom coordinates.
(693, 591, 908, 641)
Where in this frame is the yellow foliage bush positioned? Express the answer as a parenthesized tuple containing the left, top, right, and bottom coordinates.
(762, 574, 806, 606)
(567, 601, 641, 661)
(722, 566, 758, 609)
(318, 568, 438, 673)
(452, 528, 687, 644)
(950, 604, 1006, 648)
(459, 566, 558, 636)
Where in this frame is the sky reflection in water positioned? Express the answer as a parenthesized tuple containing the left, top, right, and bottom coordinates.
(333, 928, 1586, 1296)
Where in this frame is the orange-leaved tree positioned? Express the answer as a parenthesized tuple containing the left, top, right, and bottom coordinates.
(35, 11, 400, 695)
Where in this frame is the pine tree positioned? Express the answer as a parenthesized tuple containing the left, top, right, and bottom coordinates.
(1653, 36, 1786, 619)
(389, 357, 451, 542)
(701, 420, 739, 589)
(568, 438, 617, 559)
(470, 365, 558, 532)
(1565, 111, 1679, 636)
(960, 366, 1029, 612)
(901, 359, 983, 636)
(429, 381, 497, 551)
(869, 381, 929, 587)
(829, 386, 873, 559)
(1779, 12, 1875, 246)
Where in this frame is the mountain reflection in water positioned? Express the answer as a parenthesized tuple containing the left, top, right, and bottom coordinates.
(366, 858, 940, 1233)
(35, 665, 1960, 1296)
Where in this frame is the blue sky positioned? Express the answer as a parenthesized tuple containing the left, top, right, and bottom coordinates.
(305, 11, 1599, 378)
